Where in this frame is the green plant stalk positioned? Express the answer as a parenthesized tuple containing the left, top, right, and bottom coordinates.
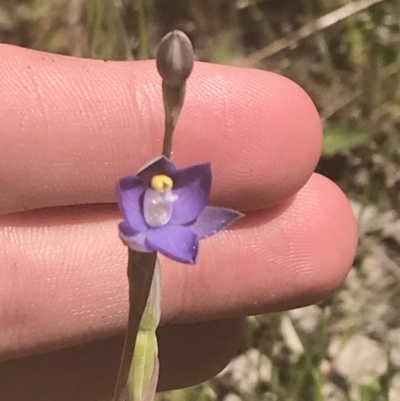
(113, 30, 193, 401)
(162, 82, 186, 157)
(112, 250, 157, 401)
(87, 0, 105, 58)
(128, 260, 161, 400)
(137, 0, 148, 59)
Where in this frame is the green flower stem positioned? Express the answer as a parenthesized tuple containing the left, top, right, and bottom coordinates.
(162, 82, 186, 158)
(113, 250, 157, 401)
(128, 260, 161, 400)
(113, 29, 193, 401)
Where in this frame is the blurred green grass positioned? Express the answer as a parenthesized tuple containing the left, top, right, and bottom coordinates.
(1, 1, 400, 400)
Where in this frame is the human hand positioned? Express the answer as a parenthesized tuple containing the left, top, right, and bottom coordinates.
(0, 44, 357, 401)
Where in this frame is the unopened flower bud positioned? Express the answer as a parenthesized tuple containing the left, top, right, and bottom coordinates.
(156, 30, 194, 86)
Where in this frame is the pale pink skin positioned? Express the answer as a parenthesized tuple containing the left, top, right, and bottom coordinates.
(0, 43, 357, 400)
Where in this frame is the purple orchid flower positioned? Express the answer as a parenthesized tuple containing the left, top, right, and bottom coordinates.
(116, 156, 243, 264)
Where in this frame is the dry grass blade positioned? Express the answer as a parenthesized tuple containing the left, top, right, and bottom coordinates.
(321, 60, 400, 121)
(236, 0, 386, 67)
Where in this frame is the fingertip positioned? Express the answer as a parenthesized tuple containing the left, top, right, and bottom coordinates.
(161, 173, 357, 321)
(293, 174, 358, 302)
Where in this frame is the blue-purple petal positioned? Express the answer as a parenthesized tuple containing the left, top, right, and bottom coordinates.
(118, 221, 151, 253)
(169, 163, 212, 225)
(116, 176, 148, 232)
(137, 156, 177, 185)
(146, 225, 199, 264)
(188, 206, 244, 239)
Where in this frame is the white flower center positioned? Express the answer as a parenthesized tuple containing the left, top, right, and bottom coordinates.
(143, 188, 178, 227)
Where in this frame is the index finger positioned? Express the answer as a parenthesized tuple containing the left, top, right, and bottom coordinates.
(0, 44, 322, 214)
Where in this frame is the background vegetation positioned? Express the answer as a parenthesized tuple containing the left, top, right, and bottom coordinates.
(1, 0, 400, 400)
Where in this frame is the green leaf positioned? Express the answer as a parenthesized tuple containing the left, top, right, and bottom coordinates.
(323, 124, 370, 156)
